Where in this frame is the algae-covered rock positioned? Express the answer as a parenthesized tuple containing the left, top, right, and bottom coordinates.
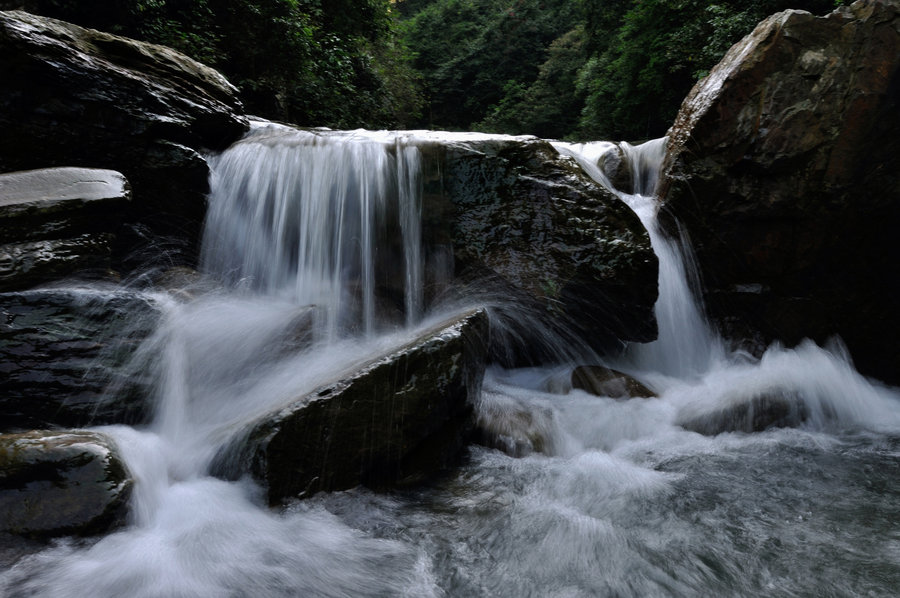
(0, 429, 132, 537)
(659, 0, 900, 382)
(212, 308, 489, 504)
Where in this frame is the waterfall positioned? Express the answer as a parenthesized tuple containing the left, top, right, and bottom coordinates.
(554, 138, 725, 379)
(6, 126, 900, 598)
(202, 123, 424, 340)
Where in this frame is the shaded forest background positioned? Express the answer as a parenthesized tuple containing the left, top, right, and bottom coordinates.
(7, 0, 846, 140)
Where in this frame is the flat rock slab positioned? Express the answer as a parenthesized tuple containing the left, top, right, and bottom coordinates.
(0, 429, 132, 538)
(0, 167, 131, 290)
(212, 308, 489, 504)
(0, 166, 128, 207)
(0, 167, 130, 241)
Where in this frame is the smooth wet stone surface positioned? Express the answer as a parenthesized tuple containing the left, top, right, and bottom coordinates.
(571, 365, 656, 399)
(677, 391, 808, 435)
(212, 308, 489, 504)
(0, 289, 160, 431)
(0, 10, 247, 252)
(417, 135, 658, 362)
(0, 429, 132, 538)
(0, 167, 131, 291)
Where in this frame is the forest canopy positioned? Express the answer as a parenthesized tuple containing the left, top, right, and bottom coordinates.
(7, 0, 848, 140)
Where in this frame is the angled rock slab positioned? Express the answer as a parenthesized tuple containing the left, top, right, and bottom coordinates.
(212, 308, 490, 504)
(0, 429, 133, 538)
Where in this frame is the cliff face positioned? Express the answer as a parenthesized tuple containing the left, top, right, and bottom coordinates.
(659, 0, 900, 382)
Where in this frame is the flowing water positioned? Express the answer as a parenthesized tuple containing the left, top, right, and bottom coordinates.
(3, 126, 900, 597)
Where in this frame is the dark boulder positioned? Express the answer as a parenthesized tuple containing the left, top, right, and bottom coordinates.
(211, 308, 489, 504)
(658, 0, 900, 383)
(0, 167, 131, 291)
(0, 289, 160, 431)
(0, 429, 132, 538)
(0, 10, 249, 261)
(417, 135, 658, 363)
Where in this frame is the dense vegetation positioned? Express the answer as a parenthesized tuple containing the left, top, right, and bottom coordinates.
(7, 0, 847, 139)
(399, 0, 848, 140)
(7, 0, 422, 129)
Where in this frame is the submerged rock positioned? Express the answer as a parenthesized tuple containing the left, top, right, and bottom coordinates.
(0, 10, 248, 259)
(416, 135, 658, 363)
(0, 289, 160, 431)
(474, 391, 556, 458)
(571, 365, 656, 399)
(212, 308, 489, 504)
(0, 429, 132, 538)
(0, 167, 131, 291)
(677, 391, 808, 436)
(659, 0, 900, 383)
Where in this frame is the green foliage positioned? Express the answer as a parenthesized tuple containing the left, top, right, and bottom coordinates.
(401, 0, 579, 130)
(401, 0, 852, 140)
(574, 0, 851, 140)
(18, 0, 854, 137)
(477, 27, 585, 139)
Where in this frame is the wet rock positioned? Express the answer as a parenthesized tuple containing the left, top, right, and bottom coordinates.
(417, 135, 658, 363)
(0, 289, 160, 431)
(571, 365, 656, 399)
(211, 308, 489, 504)
(0, 167, 131, 291)
(475, 392, 555, 457)
(0, 10, 249, 259)
(0, 429, 132, 537)
(598, 144, 634, 195)
(659, 0, 900, 383)
(677, 391, 808, 435)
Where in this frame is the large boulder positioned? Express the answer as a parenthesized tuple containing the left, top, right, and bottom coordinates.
(0, 289, 160, 431)
(0, 167, 131, 291)
(212, 308, 489, 504)
(0, 429, 132, 538)
(416, 134, 658, 363)
(0, 10, 249, 262)
(658, 0, 900, 382)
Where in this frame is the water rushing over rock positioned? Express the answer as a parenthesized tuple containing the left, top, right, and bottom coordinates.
(202, 123, 426, 340)
(556, 138, 725, 379)
(4, 117, 900, 598)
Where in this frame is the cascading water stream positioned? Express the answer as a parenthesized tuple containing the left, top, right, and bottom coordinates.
(4, 125, 900, 598)
(554, 138, 725, 379)
(202, 123, 425, 341)
(554, 138, 900, 430)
